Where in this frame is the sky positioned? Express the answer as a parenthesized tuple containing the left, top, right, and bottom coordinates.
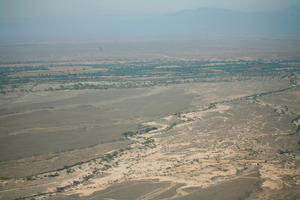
(1, 0, 300, 20)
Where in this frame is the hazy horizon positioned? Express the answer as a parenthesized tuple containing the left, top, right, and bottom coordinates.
(1, 4, 300, 42)
(1, 0, 300, 19)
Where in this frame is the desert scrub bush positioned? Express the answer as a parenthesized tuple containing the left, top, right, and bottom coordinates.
(48, 172, 59, 177)
(143, 138, 155, 145)
(122, 131, 136, 137)
(66, 168, 74, 174)
(24, 176, 35, 181)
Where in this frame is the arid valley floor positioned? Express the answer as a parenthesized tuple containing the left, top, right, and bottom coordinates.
(0, 40, 299, 200)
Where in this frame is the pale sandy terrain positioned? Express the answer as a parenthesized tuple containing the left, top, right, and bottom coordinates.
(0, 78, 299, 200)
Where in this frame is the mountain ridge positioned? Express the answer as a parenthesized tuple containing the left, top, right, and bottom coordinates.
(1, 7, 300, 40)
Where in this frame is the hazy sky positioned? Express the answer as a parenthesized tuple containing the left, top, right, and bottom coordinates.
(1, 0, 300, 20)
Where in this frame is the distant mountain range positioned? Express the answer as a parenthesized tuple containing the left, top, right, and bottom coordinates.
(155, 7, 300, 34)
(1, 7, 300, 40)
